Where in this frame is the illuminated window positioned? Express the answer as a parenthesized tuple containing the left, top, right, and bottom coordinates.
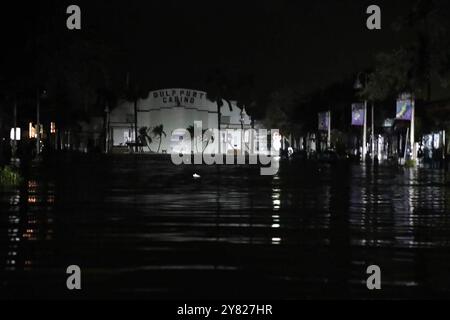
(29, 123, 37, 139)
(10, 128, 21, 141)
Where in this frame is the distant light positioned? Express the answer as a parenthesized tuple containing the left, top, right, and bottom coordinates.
(28, 196, 37, 203)
(29, 123, 37, 139)
(354, 79, 363, 90)
(272, 132, 282, 151)
(271, 237, 281, 244)
(10, 128, 21, 141)
(50, 122, 56, 134)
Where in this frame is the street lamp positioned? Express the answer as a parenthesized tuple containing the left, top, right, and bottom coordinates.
(354, 72, 377, 164)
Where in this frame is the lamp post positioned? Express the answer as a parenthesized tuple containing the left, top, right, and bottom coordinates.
(240, 107, 245, 155)
(12, 98, 18, 161)
(134, 98, 139, 153)
(105, 105, 110, 154)
(36, 89, 40, 156)
(371, 101, 376, 164)
(36, 89, 47, 157)
(398, 92, 416, 163)
(354, 73, 368, 162)
(327, 111, 331, 150)
(444, 130, 447, 172)
(410, 95, 416, 162)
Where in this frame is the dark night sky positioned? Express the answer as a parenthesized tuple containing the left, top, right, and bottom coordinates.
(1, 0, 416, 95)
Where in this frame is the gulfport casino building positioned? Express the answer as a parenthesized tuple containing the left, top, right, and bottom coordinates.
(106, 88, 253, 154)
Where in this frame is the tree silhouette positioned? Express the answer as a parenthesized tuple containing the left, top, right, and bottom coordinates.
(152, 124, 167, 153)
(138, 127, 152, 152)
(365, 0, 450, 102)
(187, 125, 213, 153)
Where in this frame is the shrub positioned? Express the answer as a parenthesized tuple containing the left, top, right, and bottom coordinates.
(0, 166, 22, 187)
(405, 159, 417, 168)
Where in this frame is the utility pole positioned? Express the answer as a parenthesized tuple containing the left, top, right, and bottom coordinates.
(126, 71, 139, 153)
(36, 89, 40, 156)
(411, 98, 416, 162)
(217, 101, 222, 155)
(363, 100, 367, 162)
(105, 105, 110, 154)
(240, 108, 245, 155)
(355, 72, 368, 162)
(371, 102, 375, 164)
(12, 98, 18, 160)
(444, 130, 447, 172)
(134, 98, 139, 153)
(327, 111, 331, 150)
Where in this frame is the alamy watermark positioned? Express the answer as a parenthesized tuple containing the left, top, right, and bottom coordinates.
(65, 5, 380, 31)
(366, 265, 382, 290)
(366, 5, 381, 30)
(66, 265, 81, 290)
(170, 121, 281, 176)
(66, 5, 81, 30)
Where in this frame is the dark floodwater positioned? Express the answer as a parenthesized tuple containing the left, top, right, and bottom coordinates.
(1, 155, 450, 299)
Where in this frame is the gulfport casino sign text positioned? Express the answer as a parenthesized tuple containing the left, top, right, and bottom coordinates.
(152, 89, 207, 106)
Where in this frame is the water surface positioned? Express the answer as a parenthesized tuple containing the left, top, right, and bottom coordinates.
(1, 155, 449, 299)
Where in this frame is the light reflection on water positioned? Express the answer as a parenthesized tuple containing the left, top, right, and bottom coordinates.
(0, 157, 449, 299)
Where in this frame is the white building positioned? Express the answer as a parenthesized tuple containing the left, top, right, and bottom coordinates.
(108, 88, 252, 154)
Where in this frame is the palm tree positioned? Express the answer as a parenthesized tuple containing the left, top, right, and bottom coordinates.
(152, 124, 167, 153)
(124, 71, 149, 152)
(205, 69, 227, 154)
(187, 125, 214, 153)
(138, 127, 152, 152)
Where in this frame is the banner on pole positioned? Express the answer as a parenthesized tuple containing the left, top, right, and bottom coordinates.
(396, 97, 413, 121)
(318, 112, 330, 131)
(351, 103, 365, 126)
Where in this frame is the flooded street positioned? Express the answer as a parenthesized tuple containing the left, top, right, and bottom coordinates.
(1, 155, 450, 299)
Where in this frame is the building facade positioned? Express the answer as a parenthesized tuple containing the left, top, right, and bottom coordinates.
(108, 88, 252, 154)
